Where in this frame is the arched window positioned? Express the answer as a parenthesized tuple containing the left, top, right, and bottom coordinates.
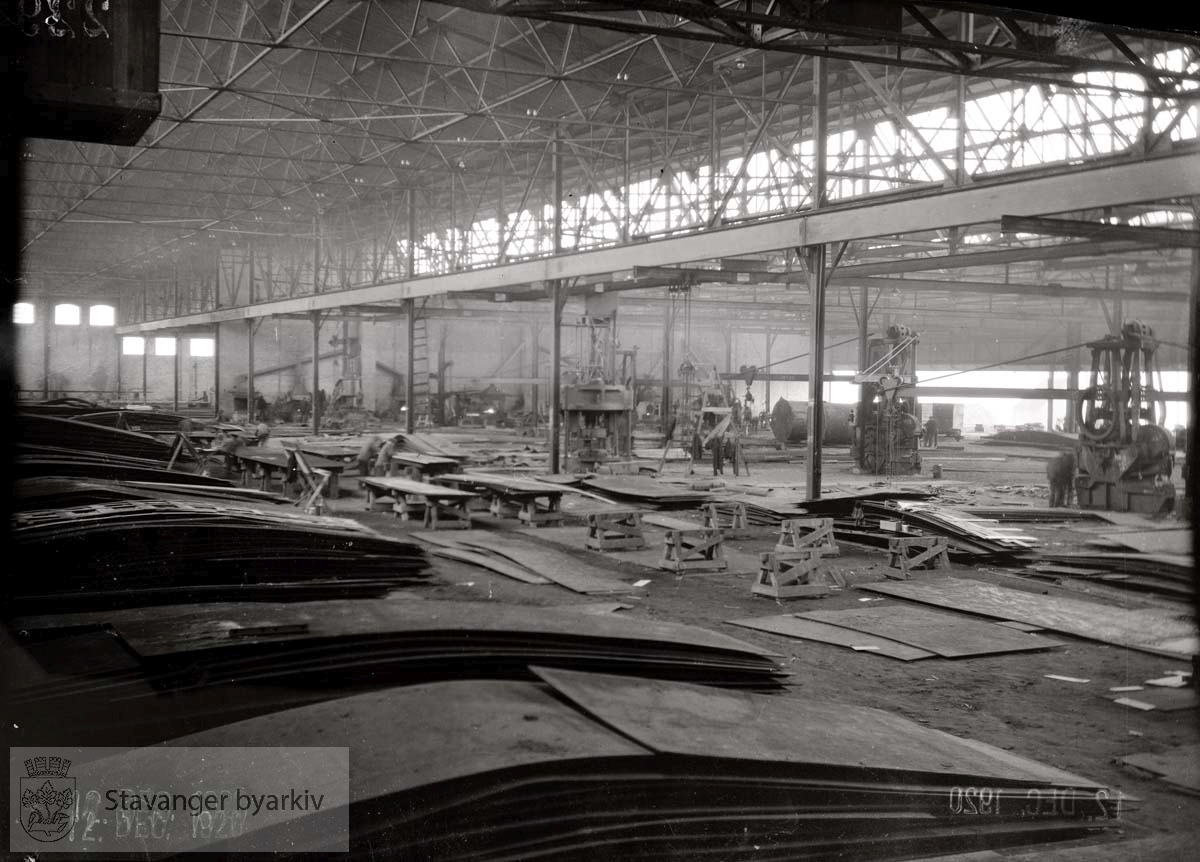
(88, 304, 115, 326)
(13, 302, 35, 324)
(53, 303, 80, 325)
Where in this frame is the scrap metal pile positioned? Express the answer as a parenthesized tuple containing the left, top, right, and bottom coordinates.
(163, 668, 1131, 860)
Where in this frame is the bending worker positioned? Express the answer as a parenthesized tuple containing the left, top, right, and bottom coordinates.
(373, 435, 398, 476)
(355, 435, 382, 476)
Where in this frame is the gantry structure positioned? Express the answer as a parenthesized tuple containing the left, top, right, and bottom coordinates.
(16, 0, 1200, 485)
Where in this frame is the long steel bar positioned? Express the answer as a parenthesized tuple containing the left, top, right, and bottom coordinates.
(117, 152, 1200, 332)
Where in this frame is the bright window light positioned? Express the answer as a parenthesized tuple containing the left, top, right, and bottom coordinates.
(54, 303, 80, 325)
(122, 336, 145, 356)
(88, 304, 115, 326)
(189, 337, 215, 357)
(13, 302, 35, 324)
(155, 337, 177, 356)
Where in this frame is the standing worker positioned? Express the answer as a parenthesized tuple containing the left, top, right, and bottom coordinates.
(355, 435, 382, 476)
(923, 416, 939, 449)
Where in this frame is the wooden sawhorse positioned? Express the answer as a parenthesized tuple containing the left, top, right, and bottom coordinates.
(585, 510, 646, 551)
(887, 536, 950, 578)
(657, 528, 727, 574)
(752, 549, 832, 599)
(777, 518, 840, 557)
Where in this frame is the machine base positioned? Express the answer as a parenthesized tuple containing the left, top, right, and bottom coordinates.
(1075, 477, 1176, 515)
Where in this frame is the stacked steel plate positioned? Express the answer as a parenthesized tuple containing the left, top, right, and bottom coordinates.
(8, 602, 787, 745)
(11, 500, 431, 611)
(15, 476, 293, 510)
(18, 413, 199, 464)
(16, 447, 232, 485)
(158, 668, 1131, 860)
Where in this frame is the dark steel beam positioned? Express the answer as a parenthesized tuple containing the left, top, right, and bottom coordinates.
(1000, 215, 1200, 249)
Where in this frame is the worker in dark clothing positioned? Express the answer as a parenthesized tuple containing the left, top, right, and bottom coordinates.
(374, 436, 398, 476)
(711, 433, 725, 475)
(923, 417, 939, 448)
(355, 435, 382, 476)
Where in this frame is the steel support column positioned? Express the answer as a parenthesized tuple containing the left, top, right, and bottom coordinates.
(42, 300, 50, 399)
(549, 130, 564, 473)
(247, 319, 256, 424)
(405, 298, 416, 434)
(311, 312, 321, 435)
(806, 56, 829, 501)
(213, 323, 221, 418)
(529, 324, 539, 425)
(173, 334, 180, 413)
(661, 295, 672, 436)
(806, 247, 828, 499)
(1065, 322, 1081, 434)
(407, 191, 417, 280)
(550, 283, 564, 472)
(115, 332, 122, 402)
(764, 330, 773, 412)
(1185, 244, 1198, 521)
(1046, 361, 1055, 431)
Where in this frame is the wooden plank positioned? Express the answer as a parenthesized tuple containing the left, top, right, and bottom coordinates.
(359, 476, 475, 498)
(858, 578, 1200, 660)
(428, 546, 552, 584)
(448, 472, 566, 496)
(796, 606, 1064, 658)
(452, 534, 638, 596)
(726, 615, 935, 661)
(642, 513, 705, 532)
(534, 667, 1110, 788)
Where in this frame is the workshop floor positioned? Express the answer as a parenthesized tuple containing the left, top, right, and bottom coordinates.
(317, 438, 1198, 860)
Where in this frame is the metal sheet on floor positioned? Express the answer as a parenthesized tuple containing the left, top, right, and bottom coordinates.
(795, 606, 1064, 658)
(859, 578, 1199, 660)
(726, 615, 935, 661)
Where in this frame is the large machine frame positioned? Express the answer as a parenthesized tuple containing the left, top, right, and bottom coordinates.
(853, 324, 922, 475)
(1073, 321, 1175, 514)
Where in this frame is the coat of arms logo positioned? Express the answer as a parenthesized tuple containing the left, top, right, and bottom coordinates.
(19, 756, 75, 842)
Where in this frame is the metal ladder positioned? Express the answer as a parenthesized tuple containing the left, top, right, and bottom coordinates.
(411, 314, 431, 427)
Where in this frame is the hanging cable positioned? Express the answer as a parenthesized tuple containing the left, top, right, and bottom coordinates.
(750, 334, 862, 373)
(916, 341, 1096, 386)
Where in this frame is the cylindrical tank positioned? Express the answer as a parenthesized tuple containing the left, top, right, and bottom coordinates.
(770, 398, 855, 446)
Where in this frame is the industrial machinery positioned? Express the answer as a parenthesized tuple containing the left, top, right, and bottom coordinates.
(561, 296, 637, 471)
(852, 324, 921, 474)
(1073, 321, 1175, 513)
(769, 400, 855, 447)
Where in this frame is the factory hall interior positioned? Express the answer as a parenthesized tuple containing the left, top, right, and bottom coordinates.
(6, 1, 1200, 859)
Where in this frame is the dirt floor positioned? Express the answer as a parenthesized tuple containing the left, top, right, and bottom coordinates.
(316, 432, 1198, 860)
